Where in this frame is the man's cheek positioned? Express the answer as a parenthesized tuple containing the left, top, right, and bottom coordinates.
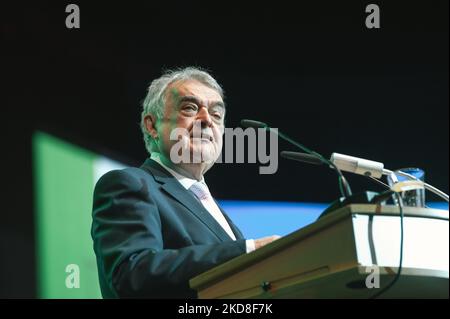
(215, 137, 223, 151)
(216, 126, 225, 139)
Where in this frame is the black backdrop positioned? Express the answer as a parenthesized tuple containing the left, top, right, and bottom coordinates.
(2, 1, 448, 297)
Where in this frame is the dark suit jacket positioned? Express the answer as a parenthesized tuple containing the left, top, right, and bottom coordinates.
(91, 158, 247, 298)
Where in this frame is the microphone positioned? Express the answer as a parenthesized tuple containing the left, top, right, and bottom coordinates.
(330, 153, 385, 178)
(280, 151, 323, 166)
(283, 150, 392, 187)
(330, 152, 449, 202)
(240, 119, 267, 129)
(241, 119, 353, 198)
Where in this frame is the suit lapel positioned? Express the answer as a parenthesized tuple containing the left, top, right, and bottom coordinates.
(216, 203, 245, 240)
(141, 159, 234, 242)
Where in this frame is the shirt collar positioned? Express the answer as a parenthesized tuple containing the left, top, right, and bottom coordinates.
(150, 152, 204, 190)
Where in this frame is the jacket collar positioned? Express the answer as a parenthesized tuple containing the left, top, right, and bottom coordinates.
(141, 158, 242, 241)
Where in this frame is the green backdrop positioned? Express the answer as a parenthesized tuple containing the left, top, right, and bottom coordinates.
(33, 132, 125, 298)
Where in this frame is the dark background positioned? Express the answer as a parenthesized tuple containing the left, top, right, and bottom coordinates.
(2, 1, 448, 297)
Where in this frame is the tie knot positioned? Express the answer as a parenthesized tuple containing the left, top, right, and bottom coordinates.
(189, 181, 211, 201)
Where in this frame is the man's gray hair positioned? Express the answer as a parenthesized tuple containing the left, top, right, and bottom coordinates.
(140, 67, 224, 154)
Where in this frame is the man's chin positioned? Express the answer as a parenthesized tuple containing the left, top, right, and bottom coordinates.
(190, 147, 218, 164)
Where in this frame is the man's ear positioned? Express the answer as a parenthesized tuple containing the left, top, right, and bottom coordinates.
(144, 114, 158, 139)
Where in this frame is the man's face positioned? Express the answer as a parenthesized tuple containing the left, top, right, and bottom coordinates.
(154, 79, 225, 165)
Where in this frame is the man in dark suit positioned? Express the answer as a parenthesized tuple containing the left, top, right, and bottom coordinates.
(91, 67, 279, 298)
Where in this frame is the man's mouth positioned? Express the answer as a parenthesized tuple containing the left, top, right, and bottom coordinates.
(190, 133, 214, 142)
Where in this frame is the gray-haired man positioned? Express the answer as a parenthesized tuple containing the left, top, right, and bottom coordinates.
(91, 67, 279, 298)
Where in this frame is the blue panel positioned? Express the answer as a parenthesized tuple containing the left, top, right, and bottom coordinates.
(427, 202, 449, 210)
(218, 200, 328, 239)
(219, 200, 449, 239)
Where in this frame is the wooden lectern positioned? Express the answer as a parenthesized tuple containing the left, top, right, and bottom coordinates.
(190, 204, 449, 298)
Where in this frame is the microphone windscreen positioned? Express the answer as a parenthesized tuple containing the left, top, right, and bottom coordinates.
(240, 119, 267, 129)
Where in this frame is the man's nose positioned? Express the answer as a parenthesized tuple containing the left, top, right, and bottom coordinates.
(196, 107, 213, 127)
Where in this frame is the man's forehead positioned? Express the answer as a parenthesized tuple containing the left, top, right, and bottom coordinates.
(167, 80, 223, 103)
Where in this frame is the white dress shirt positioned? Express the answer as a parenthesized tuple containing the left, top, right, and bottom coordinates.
(150, 153, 255, 253)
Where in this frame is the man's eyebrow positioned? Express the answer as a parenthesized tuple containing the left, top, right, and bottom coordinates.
(179, 95, 225, 110)
(210, 101, 225, 111)
(178, 95, 201, 105)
